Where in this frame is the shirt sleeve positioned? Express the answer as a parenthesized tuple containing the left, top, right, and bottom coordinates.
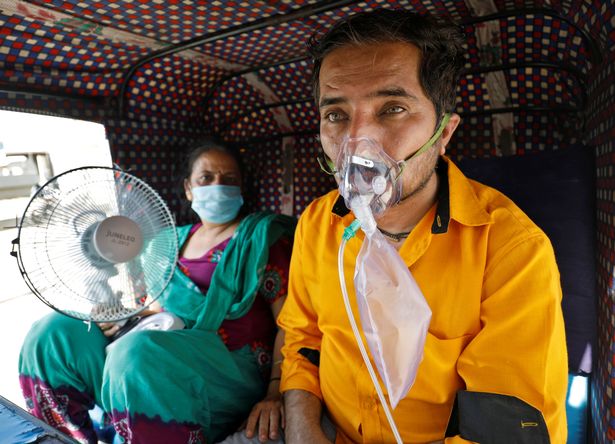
(278, 214, 324, 400)
(258, 236, 292, 305)
(455, 232, 568, 443)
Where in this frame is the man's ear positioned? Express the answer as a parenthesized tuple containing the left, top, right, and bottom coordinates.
(439, 113, 461, 156)
(184, 179, 192, 202)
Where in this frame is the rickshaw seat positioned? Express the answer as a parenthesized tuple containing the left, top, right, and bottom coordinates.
(459, 145, 595, 443)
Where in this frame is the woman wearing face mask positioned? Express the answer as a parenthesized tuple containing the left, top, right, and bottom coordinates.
(19, 140, 295, 444)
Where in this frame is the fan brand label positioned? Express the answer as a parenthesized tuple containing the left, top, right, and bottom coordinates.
(106, 230, 136, 243)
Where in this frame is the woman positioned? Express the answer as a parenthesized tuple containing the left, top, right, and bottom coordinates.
(18, 141, 295, 444)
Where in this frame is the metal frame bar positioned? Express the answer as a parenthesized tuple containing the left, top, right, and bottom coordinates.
(225, 105, 582, 145)
(201, 55, 308, 105)
(226, 130, 319, 146)
(117, 0, 357, 116)
(459, 105, 582, 118)
(200, 6, 600, 107)
(212, 61, 586, 134)
(461, 7, 603, 66)
(213, 99, 313, 133)
(0, 84, 106, 105)
(0, 84, 106, 121)
(2, 4, 597, 125)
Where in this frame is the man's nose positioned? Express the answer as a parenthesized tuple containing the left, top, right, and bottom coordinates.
(347, 110, 381, 140)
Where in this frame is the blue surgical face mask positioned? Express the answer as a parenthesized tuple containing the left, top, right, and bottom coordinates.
(191, 184, 243, 224)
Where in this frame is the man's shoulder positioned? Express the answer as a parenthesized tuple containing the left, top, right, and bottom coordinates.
(446, 158, 543, 241)
(461, 179, 557, 269)
(447, 157, 545, 241)
(468, 178, 544, 238)
(298, 190, 341, 222)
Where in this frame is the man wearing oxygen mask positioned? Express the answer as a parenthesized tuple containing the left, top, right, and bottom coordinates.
(278, 8, 567, 444)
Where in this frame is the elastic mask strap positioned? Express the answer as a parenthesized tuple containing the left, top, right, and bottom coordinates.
(317, 153, 337, 175)
(396, 113, 451, 177)
(319, 113, 451, 178)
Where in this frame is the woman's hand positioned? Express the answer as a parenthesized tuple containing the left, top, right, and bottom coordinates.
(243, 393, 284, 442)
(98, 322, 121, 338)
(97, 308, 161, 338)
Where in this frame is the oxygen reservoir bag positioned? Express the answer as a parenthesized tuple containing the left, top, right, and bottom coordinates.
(351, 199, 432, 408)
(335, 134, 433, 408)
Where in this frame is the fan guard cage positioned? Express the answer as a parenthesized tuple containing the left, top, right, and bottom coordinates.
(15, 166, 178, 322)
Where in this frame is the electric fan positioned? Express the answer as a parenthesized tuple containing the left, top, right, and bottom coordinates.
(11, 166, 178, 323)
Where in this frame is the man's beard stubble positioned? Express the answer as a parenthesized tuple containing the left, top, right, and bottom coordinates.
(398, 143, 441, 203)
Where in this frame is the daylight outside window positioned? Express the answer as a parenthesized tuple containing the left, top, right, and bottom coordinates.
(0, 110, 111, 409)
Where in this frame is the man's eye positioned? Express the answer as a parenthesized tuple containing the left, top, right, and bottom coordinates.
(383, 106, 405, 115)
(325, 112, 346, 122)
(201, 175, 213, 182)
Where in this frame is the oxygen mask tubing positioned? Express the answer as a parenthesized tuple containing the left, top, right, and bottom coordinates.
(334, 117, 450, 442)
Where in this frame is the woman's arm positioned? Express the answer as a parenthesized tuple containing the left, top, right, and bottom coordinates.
(244, 297, 286, 442)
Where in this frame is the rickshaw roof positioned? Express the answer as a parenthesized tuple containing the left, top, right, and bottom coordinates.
(0, 0, 610, 148)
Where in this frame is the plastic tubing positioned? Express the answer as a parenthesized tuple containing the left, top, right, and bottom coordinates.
(338, 230, 403, 444)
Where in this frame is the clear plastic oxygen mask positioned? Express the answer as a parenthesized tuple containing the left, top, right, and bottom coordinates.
(336, 137, 404, 222)
(336, 136, 433, 444)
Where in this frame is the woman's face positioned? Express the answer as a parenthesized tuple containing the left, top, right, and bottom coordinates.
(184, 149, 241, 201)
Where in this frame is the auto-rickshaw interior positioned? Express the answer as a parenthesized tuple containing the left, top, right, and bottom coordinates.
(0, 0, 613, 442)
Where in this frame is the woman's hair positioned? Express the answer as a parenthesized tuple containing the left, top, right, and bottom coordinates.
(179, 138, 242, 184)
(176, 137, 247, 222)
(308, 9, 466, 120)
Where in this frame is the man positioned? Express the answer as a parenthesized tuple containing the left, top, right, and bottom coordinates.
(278, 9, 567, 444)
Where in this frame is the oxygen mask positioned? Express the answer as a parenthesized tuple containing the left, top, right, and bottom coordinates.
(336, 137, 403, 221)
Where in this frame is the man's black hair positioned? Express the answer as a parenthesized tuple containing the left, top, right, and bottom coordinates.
(308, 9, 466, 119)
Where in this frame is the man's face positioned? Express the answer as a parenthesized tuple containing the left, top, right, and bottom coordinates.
(318, 41, 447, 200)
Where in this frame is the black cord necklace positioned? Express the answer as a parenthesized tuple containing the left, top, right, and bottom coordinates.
(378, 227, 411, 242)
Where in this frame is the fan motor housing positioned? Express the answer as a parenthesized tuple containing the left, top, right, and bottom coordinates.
(93, 215, 144, 263)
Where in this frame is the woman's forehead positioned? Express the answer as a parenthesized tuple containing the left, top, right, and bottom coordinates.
(193, 150, 240, 173)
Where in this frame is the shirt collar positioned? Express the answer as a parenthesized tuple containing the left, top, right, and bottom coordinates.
(330, 156, 491, 233)
(443, 156, 492, 229)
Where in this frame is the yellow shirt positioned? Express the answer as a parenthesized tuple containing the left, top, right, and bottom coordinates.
(279, 157, 567, 443)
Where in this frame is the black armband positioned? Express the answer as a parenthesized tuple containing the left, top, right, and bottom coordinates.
(298, 347, 320, 367)
(445, 391, 550, 444)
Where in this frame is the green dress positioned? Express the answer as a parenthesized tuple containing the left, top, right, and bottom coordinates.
(19, 212, 296, 444)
